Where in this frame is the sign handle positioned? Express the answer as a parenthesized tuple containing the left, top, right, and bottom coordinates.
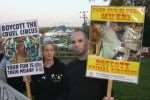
(95, 40, 114, 100)
(23, 76, 32, 100)
(103, 79, 114, 100)
(107, 79, 113, 97)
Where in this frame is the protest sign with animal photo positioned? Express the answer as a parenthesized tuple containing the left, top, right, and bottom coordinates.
(87, 6, 145, 83)
(0, 20, 44, 78)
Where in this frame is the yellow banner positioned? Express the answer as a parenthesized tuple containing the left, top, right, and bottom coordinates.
(87, 55, 140, 76)
(91, 6, 145, 23)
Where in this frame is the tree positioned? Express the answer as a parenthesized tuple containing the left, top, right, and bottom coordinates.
(39, 27, 50, 34)
(110, 0, 126, 6)
(82, 22, 89, 38)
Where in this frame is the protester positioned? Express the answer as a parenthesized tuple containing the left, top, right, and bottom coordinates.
(31, 41, 65, 100)
(0, 38, 9, 82)
(0, 54, 7, 82)
(59, 30, 108, 100)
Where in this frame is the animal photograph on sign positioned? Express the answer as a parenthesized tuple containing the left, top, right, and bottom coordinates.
(90, 22, 143, 61)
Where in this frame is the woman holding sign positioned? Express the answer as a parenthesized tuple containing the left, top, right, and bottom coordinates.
(31, 41, 66, 100)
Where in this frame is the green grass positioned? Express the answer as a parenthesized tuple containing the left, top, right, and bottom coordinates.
(113, 58, 150, 100)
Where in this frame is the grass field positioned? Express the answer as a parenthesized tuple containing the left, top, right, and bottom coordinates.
(113, 58, 150, 100)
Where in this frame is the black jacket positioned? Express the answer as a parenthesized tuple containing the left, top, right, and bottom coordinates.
(31, 58, 66, 100)
(59, 59, 108, 100)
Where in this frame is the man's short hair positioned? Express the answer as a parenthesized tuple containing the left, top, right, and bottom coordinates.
(73, 29, 89, 40)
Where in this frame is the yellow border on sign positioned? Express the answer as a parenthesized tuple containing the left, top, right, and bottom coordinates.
(91, 6, 145, 23)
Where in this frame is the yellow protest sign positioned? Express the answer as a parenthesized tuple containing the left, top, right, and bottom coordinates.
(87, 6, 145, 84)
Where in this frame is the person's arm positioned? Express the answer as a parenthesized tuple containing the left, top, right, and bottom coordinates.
(0, 68, 6, 82)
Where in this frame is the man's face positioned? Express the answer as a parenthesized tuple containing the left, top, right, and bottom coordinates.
(43, 44, 55, 60)
(71, 31, 88, 56)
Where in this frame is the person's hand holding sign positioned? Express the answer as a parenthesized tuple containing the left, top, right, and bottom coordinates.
(103, 97, 114, 100)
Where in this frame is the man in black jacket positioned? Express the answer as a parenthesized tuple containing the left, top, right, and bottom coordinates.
(60, 30, 108, 100)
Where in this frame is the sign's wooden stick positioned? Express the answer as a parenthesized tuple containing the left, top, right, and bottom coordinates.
(107, 80, 113, 97)
(23, 76, 32, 100)
(96, 40, 113, 100)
